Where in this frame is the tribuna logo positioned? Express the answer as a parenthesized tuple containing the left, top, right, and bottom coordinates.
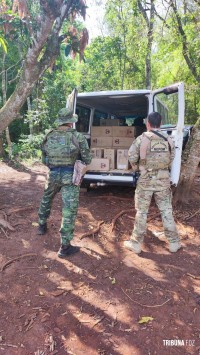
(163, 340, 184, 346)
(163, 340, 195, 346)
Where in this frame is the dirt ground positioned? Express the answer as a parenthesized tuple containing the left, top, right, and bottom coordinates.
(0, 161, 199, 355)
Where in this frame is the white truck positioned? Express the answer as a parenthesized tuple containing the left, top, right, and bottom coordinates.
(67, 82, 185, 187)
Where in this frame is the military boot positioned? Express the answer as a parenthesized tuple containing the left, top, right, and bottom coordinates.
(169, 241, 182, 253)
(124, 240, 142, 254)
(58, 244, 80, 258)
(37, 223, 47, 235)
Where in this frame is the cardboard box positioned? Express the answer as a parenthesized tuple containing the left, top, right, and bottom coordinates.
(104, 149, 116, 170)
(100, 119, 120, 126)
(87, 158, 109, 171)
(90, 148, 104, 158)
(91, 126, 113, 137)
(117, 149, 129, 170)
(112, 137, 134, 148)
(112, 126, 135, 138)
(91, 137, 112, 148)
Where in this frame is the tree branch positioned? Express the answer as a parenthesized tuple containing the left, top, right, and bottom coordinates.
(137, 0, 149, 26)
(170, 0, 200, 84)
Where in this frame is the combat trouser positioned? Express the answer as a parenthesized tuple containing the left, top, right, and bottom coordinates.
(38, 167, 80, 245)
(131, 185, 180, 243)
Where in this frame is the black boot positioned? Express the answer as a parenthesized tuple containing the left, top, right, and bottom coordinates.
(37, 223, 47, 235)
(58, 244, 80, 258)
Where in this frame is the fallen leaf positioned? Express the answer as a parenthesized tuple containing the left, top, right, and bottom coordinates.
(41, 313, 50, 323)
(32, 222, 39, 227)
(109, 277, 116, 285)
(50, 290, 65, 297)
(138, 316, 154, 324)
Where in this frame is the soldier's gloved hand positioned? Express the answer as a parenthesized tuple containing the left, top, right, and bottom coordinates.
(131, 163, 139, 172)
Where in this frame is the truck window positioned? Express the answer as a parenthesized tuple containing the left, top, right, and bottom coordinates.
(75, 105, 91, 133)
(154, 92, 178, 126)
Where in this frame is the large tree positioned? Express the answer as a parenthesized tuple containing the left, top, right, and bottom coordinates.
(0, 0, 88, 132)
(174, 118, 200, 203)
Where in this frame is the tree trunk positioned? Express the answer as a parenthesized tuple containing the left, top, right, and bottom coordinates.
(0, 0, 74, 132)
(27, 97, 34, 136)
(138, 0, 155, 89)
(2, 52, 12, 157)
(5, 127, 12, 157)
(174, 118, 200, 203)
(0, 134, 5, 158)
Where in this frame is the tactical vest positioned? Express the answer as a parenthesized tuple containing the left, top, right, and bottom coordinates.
(139, 131, 172, 171)
(43, 129, 80, 167)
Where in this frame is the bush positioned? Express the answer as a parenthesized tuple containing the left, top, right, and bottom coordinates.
(16, 134, 45, 160)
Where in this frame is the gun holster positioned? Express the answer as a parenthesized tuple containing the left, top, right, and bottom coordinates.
(132, 172, 140, 187)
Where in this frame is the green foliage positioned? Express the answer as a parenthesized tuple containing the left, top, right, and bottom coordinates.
(16, 134, 44, 160)
(9, 118, 29, 143)
(76, 36, 122, 91)
(25, 98, 50, 132)
(0, 36, 7, 53)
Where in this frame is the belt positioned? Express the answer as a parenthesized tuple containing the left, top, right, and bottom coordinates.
(50, 166, 74, 172)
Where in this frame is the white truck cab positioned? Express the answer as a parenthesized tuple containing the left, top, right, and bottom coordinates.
(68, 82, 184, 187)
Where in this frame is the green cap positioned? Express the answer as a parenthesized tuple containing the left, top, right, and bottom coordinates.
(56, 107, 78, 125)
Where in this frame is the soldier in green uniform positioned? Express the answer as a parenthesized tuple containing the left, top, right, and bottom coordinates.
(38, 108, 92, 258)
(124, 111, 181, 254)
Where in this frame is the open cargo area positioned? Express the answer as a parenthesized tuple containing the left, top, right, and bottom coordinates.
(76, 90, 149, 186)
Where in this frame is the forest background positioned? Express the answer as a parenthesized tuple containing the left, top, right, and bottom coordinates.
(0, 0, 200, 163)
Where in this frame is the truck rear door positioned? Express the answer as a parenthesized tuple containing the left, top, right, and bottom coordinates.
(66, 88, 78, 113)
(152, 82, 185, 185)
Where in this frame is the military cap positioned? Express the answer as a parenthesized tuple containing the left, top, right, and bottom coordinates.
(56, 107, 78, 125)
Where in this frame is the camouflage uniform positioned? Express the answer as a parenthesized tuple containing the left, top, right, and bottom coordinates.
(38, 115, 92, 246)
(128, 130, 180, 244)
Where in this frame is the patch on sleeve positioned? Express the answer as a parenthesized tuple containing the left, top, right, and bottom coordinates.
(150, 140, 169, 152)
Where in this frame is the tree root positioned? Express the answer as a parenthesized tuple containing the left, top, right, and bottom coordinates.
(6, 206, 35, 215)
(0, 227, 9, 239)
(80, 221, 104, 240)
(111, 209, 135, 232)
(184, 208, 200, 220)
(187, 273, 200, 280)
(0, 218, 15, 231)
(121, 288, 171, 308)
(12, 221, 27, 227)
(0, 210, 8, 221)
(92, 316, 105, 328)
(1, 253, 37, 272)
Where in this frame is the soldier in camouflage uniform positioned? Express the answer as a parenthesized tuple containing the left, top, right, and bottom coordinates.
(38, 108, 92, 258)
(124, 112, 181, 254)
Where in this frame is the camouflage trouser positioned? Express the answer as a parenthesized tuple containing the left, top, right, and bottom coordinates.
(38, 168, 80, 245)
(131, 186, 179, 243)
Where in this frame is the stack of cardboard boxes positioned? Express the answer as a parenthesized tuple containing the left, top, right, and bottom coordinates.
(88, 125, 135, 171)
